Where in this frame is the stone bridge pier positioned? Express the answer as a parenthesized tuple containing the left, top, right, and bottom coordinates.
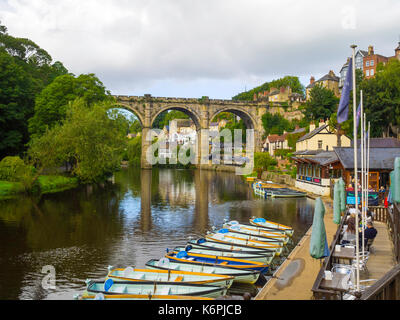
(114, 94, 268, 169)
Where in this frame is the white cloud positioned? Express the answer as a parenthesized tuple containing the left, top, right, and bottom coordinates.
(1, 0, 400, 98)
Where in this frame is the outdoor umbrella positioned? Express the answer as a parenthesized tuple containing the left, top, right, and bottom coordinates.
(310, 198, 330, 259)
(393, 157, 400, 203)
(333, 180, 341, 225)
(338, 178, 346, 213)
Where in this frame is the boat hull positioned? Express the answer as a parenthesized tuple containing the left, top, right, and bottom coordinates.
(166, 252, 269, 274)
(86, 280, 227, 299)
(107, 268, 234, 288)
(145, 259, 260, 284)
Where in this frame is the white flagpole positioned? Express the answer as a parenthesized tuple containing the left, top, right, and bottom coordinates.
(361, 91, 365, 256)
(351, 44, 360, 292)
(367, 121, 371, 211)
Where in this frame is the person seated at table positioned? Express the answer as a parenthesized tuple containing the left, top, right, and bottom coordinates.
(341, 217, 356, 244)
(359, 221, 378, 248)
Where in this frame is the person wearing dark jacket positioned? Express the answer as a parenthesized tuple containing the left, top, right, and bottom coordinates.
(359, 221, 378, 249)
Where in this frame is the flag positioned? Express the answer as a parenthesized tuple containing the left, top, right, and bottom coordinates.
(356, 102, 361, 132)
(337, 57, 353, 123)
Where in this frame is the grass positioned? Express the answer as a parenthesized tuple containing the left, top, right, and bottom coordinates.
(0, 175, 79, 200)
(0, 181, 25, 199)
(37, 175, 79, 194)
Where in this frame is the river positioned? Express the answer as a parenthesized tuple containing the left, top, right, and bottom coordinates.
(0, 167, 315, 300)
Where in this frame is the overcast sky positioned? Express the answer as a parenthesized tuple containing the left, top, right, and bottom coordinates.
(1, 0, 400, 99)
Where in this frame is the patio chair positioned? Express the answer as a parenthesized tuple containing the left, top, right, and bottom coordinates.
(366, 238, 375, 253)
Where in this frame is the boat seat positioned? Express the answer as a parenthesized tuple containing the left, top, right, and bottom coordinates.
(220, 262, 228, 265)
(187, 258, 195, 261)
(133, 273, 145, 280)
(159, 287, 171, 295)
(174, 276, 184, 282)
(122, 286, 129, 294)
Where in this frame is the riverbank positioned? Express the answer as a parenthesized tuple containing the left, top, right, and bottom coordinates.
(0, 175, 79, 200)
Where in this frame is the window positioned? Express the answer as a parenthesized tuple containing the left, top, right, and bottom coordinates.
(318, 140, 323, 149)
(370, 60, 374, 66)
(366, 70, 370, 77)
(366, 61, 370, 67)
(370, 69, 374, 76)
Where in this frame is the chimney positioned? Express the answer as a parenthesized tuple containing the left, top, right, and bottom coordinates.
(309, 122, 316, 132)
(319, 119, 325, 127)
(395, 42, 400, 58)
(280, 86, 286, 93)
(310, 76, 315, 85)
(295, 125, 300, 130)
(368, 45, 374, 55)
(328, 70, 335, 77)
(253, 93, 257, 101)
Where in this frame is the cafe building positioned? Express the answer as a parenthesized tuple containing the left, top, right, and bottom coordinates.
(293, 138, 400, 196)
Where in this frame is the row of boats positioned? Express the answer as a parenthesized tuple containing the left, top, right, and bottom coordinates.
(74, 217, 294, 301)
(249, 179, 307, 199)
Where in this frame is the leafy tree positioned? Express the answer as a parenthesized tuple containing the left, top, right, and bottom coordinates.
(126, 136, 142, 166)
(129, 120, 142, 133)
(0, 22, 68, 158)
(233, 76, 305, 101)
(152, 110, 189, 129)
(361, 59, 400, 137)
(302, 84, 339, 121)
(261, 113, 291, 136)
(28, 99, 126, 183)
(28, 73, 111, 139)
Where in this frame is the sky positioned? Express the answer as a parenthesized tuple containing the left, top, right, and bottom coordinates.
(1, 0, 400, 99)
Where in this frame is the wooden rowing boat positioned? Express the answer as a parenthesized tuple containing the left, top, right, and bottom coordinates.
(249, 217, 294, 236)
(145, 258, 260, 284)
(173, 245, 274, 264)
(107, 267, 234, 288)
(85, 279, 227, 299)
(165, 251, 269, 274)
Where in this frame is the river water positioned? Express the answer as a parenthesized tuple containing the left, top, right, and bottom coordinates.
(0, 167, 315, 300)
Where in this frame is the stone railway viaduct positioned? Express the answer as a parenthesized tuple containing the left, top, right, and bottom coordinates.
(114, 94, 269, 169)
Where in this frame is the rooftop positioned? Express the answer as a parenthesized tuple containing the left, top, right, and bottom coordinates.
(334, 146, 400, 170)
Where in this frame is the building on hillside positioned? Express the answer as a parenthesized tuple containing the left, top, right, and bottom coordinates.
(262, 126, 306, 157)
(263, 133, 289, 157)
(294, 120, 351, 155)
(169, 119, 196, 145)
(268, 86, 292, 103)
(306, 70, 340, 101)
(363, 43, 400, 79)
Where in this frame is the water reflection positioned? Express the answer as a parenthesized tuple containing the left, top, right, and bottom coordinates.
(0, 167, 314, 300)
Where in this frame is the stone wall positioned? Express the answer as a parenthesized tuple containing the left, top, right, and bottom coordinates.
(261, 171, 296, 186)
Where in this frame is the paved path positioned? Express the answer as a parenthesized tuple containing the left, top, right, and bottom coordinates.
(255, 197, 338, 300)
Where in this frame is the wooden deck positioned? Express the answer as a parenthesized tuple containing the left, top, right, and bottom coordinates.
(361, 222, 396, 283)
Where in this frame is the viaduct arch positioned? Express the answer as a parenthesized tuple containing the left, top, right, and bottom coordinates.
(114, 94, 269, 169)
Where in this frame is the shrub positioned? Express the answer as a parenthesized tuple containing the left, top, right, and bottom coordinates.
(0, 156, 35, 182)
(254, 152, 278, 172)
(127, 135, 142, 166)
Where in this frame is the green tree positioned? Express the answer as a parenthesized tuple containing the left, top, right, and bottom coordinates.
(152, 110, 189, 129)
(0, 22, 68, 158)
(361, 59, 400, 137)
(28, 99, 126, 183)
(28, 73, 111, 139)
(233, 76, 305, 101)
(261, 113, 291, 136)
(302, 84, 339, 121)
